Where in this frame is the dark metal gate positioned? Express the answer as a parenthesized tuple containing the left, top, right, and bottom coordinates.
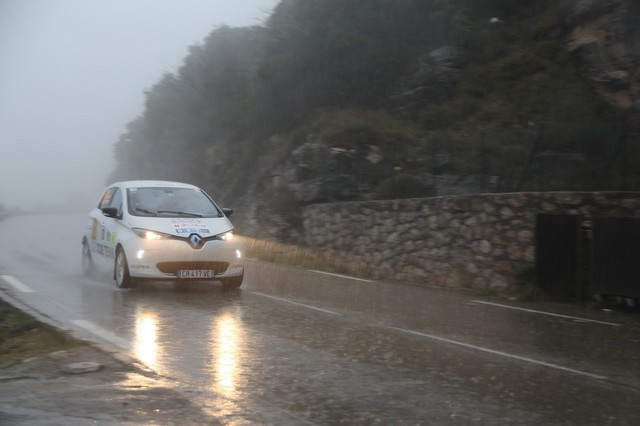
(535, 214, 583, 300)
(536, 214, 640, 301)
(591, 216, 640, 299)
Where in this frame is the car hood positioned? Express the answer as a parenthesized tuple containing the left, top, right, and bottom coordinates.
(125, 216, 234, 237)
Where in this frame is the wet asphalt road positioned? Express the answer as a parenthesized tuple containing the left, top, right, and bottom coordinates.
(1, 214, 640, 424)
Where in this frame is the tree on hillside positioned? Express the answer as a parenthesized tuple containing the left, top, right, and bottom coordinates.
(110, 26, 266, 199)
(258, 0, 439, 131)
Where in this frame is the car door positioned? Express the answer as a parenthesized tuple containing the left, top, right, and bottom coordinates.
(93, 186, 122, 265)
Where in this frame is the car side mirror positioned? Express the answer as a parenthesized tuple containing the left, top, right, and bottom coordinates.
(222, 207, 234, 218)
(101, 207, 120, 219)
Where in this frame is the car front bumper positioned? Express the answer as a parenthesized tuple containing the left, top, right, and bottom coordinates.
(122, 237, 244, 281)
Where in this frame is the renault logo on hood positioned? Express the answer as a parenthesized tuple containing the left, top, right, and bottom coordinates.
(187, 234, 204, 249)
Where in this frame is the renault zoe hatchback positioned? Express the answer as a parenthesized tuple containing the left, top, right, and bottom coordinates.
(82, 180, 244, 289)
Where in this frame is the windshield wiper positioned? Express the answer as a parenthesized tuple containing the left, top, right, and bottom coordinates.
(134, 207, 158, 216)
(156, 210, 203, 218)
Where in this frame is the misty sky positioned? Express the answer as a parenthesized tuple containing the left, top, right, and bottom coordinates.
(0, 0, 279, 210)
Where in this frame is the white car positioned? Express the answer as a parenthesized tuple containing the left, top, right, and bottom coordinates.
(82, 180, 244, 289)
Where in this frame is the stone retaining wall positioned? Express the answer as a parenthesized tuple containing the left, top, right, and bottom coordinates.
(301, 192, 640, 290)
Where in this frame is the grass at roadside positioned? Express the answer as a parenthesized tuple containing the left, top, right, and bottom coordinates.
(0, 299, 80, 368)
(240, 236, 380, 281)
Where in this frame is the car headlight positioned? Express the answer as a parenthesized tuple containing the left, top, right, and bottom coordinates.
(132, 228, 172, 240)
(218, 231, 234, 241)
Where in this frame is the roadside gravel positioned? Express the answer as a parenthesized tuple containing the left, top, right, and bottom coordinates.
(0, 291, 222, 425)
(0, 344, 222, 425)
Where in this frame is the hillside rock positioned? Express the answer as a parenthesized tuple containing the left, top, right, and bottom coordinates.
(284, 143, 359, 203)
(566, 0, 640, 110)
(237, 143, 363, 241)
(393, 45, 466, 111)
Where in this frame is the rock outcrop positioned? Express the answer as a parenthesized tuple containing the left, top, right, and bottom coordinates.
(566, 0, 640, 110)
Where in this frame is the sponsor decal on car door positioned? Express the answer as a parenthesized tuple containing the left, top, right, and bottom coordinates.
(96, 187, 121, 260)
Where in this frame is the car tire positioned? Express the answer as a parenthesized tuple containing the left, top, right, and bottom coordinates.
(115, 247, 136, 289)
(81, 238, 94, 276)
(221, 274, 243, 291)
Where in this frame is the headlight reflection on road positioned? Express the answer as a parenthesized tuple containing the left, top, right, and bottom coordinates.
(212, 312, 243, 396)
(134, 312, 159, 369)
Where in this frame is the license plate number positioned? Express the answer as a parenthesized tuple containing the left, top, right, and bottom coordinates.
(177, 270, 214, 279)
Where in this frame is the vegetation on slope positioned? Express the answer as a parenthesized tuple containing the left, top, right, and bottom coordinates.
(108, 0, 639, 222)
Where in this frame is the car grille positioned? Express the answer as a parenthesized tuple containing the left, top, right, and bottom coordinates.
(156, 261, 229, 274)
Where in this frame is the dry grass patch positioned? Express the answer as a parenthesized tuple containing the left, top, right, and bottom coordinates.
(240, 236, 380, 280)
(0, 299, 80, 368)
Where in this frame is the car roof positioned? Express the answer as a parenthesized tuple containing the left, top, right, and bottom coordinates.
(111, 180, 200, 190)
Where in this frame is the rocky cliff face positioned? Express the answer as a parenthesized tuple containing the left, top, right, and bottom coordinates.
(566, 0, 640, 111)
(237, 142, 366, 241)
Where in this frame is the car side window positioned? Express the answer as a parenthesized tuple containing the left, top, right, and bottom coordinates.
(98, 187, 122, 215)
(110, 189, 123, 216)
(98, 188, 114, 209)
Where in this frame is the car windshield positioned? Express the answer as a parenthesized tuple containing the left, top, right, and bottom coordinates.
(127, 187, 221, 218)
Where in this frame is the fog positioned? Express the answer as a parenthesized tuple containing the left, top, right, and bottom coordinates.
(0, 0, 278, 212)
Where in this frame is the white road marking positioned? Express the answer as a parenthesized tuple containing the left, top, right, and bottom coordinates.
(307, 270, 374, 283)
(389, 326, 607, 380)
(470, 300, 621, 327)
(72, 319, 131, 350)
(1, 275, 35, 293)
(252, 292, 341, 316)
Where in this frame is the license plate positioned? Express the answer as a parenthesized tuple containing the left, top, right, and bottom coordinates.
(177, 270, 214, 279)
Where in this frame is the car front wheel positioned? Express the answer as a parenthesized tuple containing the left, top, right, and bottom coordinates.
(115, 247, 136, 289)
